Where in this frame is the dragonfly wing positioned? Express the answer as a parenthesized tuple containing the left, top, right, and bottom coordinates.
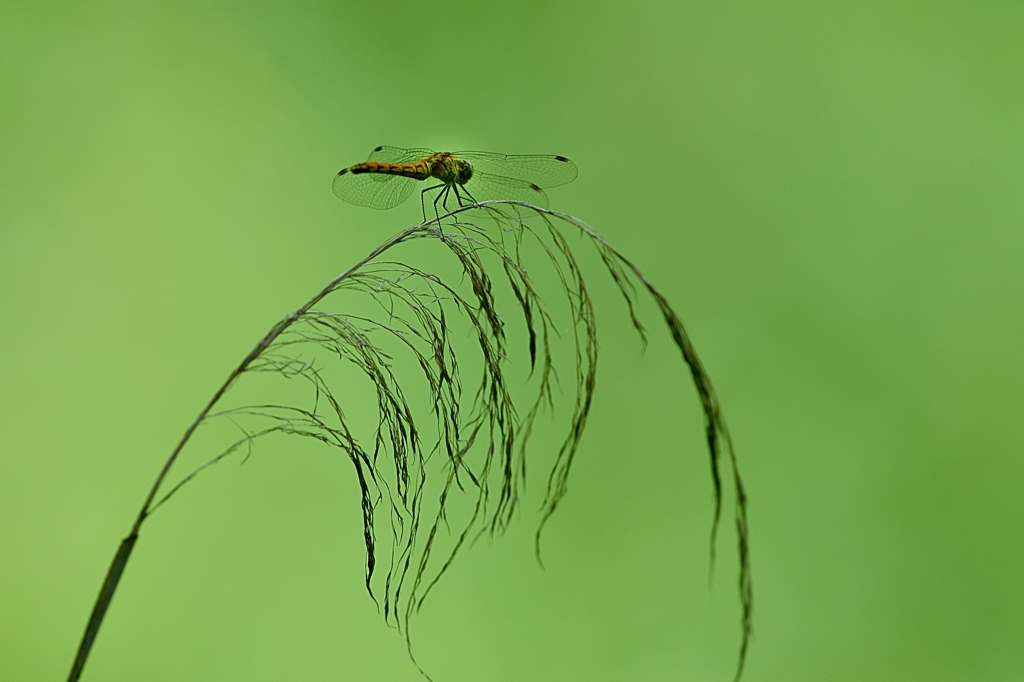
(466, 171, 550, 208)
(366, 146, 434, 163)
(457, 151, 578, 188)
(332, 171, 418, 210)
(332, 147, 432, 209)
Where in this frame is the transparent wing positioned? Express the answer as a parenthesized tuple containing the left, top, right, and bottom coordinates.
(455, 151, 578, 188)
(366, 146, 435, 163)
(332, 171, 418, 210)
(332, 146, 434, 209)
(465, 171, 550, 208)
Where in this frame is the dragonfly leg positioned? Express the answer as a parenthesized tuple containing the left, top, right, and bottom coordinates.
(446, 184, 474, 223)
(456, 183, 478, 208)
(432, 183, 454, 224)
(420, 183, 444, 223)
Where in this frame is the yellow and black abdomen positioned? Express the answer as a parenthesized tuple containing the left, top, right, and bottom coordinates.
(345, 161, 432, 181)
(333, 158, 432, 210)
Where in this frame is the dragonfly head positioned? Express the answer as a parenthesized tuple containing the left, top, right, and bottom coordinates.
(455, 159, 473, 185)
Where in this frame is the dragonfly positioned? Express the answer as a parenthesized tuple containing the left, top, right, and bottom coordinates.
(332, 146, 577, 219)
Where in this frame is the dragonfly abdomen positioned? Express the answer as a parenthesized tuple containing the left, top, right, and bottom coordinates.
(346, 161, 432, 181)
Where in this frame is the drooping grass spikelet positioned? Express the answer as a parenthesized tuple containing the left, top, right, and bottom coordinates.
(67, 201, 752, 682)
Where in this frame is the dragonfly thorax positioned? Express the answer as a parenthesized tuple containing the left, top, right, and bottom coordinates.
(430, 153, 473, 186)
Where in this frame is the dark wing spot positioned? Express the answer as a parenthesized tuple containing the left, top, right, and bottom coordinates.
(555, 155, 569, 162)
(337, 168, 349, 176)
(373, 145, 384, 152)
(529, 183, 542, 192)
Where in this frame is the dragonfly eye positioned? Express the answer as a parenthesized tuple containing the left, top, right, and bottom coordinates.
(456, 159, 473, 184)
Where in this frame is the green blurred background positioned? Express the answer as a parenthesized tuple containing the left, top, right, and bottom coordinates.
(2, 1, 1023, 680)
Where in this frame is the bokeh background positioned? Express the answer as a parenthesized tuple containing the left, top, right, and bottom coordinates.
(2, 1, 1023, 680)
